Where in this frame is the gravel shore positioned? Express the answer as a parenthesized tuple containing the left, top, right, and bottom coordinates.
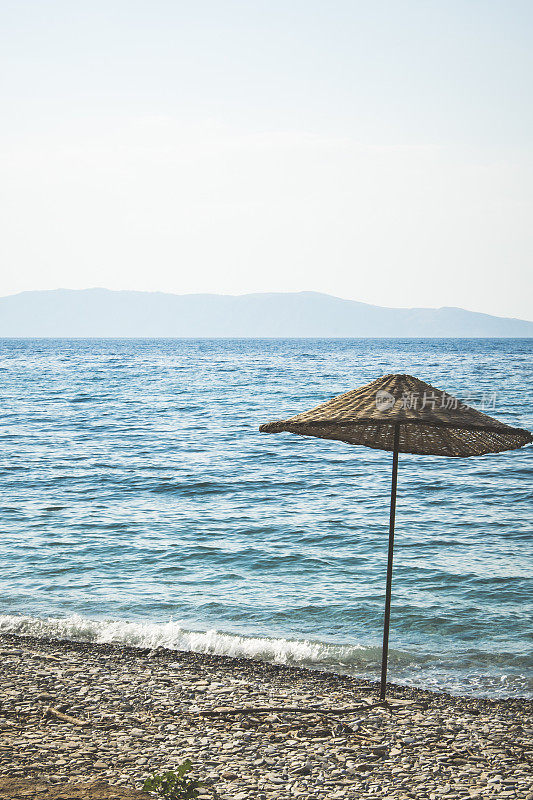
(0, 633, 531, 799)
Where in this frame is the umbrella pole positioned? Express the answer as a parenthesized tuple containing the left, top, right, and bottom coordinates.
(379, 423, 400, 701)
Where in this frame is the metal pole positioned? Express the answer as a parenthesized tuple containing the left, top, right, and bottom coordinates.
(379, 423, 400, 701)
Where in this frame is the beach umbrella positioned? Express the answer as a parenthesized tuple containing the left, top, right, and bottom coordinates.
(259, 373, 532, 700)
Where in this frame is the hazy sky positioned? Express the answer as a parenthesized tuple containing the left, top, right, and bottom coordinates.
(2, 1, 532, 318)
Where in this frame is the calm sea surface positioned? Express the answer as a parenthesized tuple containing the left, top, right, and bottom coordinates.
(0, 338, 531, 697)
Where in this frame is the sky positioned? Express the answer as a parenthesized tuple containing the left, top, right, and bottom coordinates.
(1, 1, 532, 319)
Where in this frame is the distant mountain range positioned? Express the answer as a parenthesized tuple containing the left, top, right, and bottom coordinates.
(0, 288, 531, 337)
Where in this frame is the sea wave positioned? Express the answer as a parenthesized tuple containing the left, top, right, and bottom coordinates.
(0, 613, 530, 699)
(0, 612, 370, 668)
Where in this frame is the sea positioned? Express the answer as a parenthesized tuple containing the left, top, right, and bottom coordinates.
(0, 338, 531, 698)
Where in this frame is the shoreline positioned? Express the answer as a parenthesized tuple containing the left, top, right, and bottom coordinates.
(1, 617, 529, 702)
(1, 631, 529, 706)
(1, 633, 531, 799)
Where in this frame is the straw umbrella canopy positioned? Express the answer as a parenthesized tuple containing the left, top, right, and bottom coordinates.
(260, 373, 532, 700)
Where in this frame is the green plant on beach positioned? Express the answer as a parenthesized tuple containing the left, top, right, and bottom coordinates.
(143, 761, 203, 799)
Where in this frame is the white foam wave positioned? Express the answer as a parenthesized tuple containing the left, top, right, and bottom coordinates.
(0, 613, 370, 670)
(2, 613, 529, 698)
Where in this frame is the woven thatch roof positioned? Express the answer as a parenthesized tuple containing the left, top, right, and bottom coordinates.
(259, 374, 532, 457)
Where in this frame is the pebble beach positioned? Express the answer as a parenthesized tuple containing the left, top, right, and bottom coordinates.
(0, 634, 531, 800)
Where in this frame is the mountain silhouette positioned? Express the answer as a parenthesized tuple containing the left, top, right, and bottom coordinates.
(1, 289, 531, 337)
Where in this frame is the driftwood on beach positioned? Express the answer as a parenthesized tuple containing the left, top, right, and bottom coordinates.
(43, 705, 90, 727)
(192, 701, 412, 716)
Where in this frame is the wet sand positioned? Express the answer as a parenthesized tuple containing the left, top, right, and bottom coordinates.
(0, 634, 531, 799)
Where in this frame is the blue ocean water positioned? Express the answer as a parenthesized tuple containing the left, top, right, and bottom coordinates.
(0, 338, 531, 698)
